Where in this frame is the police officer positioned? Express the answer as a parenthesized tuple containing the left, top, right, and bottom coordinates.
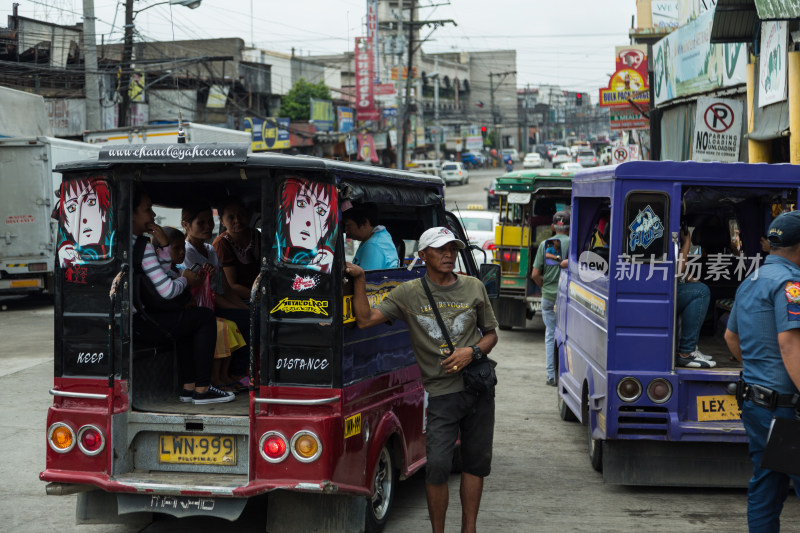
(724, 211, 800, 532)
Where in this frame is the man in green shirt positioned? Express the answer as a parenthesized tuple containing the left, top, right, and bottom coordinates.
(346, 226, 498, 533)
(531, 211, 569, 386)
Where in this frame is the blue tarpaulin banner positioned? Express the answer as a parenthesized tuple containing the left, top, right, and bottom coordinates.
(338, 107, 354, 133)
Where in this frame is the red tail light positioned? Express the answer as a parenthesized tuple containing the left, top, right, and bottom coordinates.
(483, 240, 495, 250)
(260, 431, 289, 463)
(77, 425, 105, 455)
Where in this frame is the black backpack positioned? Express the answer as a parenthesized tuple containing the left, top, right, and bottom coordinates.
(132, 236, 191, 312)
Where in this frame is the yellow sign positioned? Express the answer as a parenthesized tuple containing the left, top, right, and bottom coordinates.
(128, 69, 145, 103)
(696, 395, 741, 421)
(343, 282, 402, 323)
(344, 413, 362, 439)
(568, 282, 607, 318)
(270, 297, 329, 316)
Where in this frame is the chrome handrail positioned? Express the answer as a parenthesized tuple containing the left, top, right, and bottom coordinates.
(254, 396, 339, 405)
(50, 389, 108, 400)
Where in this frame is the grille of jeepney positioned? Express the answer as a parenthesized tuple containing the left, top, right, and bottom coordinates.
(617, 406, 669, 437)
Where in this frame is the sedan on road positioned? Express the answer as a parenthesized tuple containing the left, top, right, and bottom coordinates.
(454, 207, 498, 265)
(522, 152, 543, 168)
(575, 148, 598, 167)
(551, 147, 571, 167)
(440, 162, 469, 185)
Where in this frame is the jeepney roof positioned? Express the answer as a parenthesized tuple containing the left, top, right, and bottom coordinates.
(573, 160, 800, 187)
(496, 169, 573, 193)
(54, 142, 444, 187)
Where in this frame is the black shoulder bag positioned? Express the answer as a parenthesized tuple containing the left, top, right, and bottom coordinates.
(420, 277, 497, 395)
(132, 236, 191, 312)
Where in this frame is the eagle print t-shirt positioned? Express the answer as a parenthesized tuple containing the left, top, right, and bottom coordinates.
(378, 274, 498, 397)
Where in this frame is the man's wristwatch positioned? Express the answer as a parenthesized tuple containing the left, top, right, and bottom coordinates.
(471, 345, 483, 360)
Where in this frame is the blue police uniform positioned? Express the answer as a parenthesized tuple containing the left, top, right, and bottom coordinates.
(727, 254, 800, 532)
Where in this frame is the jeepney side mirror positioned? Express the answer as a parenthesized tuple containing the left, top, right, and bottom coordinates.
(479, 263, 500, 299)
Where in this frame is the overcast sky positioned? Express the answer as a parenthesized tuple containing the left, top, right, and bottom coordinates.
(7, 0, 637, 95)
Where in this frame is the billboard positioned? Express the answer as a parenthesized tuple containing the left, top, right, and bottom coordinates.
(354, 37, 380, 121)
(337, 106, 354, 133)
(759, 21, 787, 107)
(652, 9, 747, 106)
(245, 117, 290, 151)
(310, 98, 334, 131)
(600, 45, 650, 108)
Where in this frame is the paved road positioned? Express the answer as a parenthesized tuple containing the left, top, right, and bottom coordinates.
(3, 296, 799, 532)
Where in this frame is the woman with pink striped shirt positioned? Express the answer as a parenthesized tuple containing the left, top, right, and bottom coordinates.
(131, 189, 233, 405)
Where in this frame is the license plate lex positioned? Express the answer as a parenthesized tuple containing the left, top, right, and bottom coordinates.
(159, 435, 237, 465)
(696, 395, 741, 422)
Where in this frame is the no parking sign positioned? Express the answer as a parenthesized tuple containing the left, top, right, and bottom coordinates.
(691, 97, 742, 162)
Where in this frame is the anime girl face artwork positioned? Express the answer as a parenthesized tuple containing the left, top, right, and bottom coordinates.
(276, 177, 338, 273)
(56, 177, 114, 267)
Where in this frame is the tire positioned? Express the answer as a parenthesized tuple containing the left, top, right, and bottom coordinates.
(557, 393, 577, 422)
(584, 401, 603, 472)
(365, 445, 396, 533)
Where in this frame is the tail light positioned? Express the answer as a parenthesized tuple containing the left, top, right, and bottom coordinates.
(291, 431, 322, 463)
(501, 250, 519, 262)
(617, 377, 642, 402)
(483, 240, 495, 250)
(77, 425, 105, 455)
(28, 262, 48, 272)
(259, 431, 289, 463)
(48, 422, 76, 453)
(646, 378, 672, 404)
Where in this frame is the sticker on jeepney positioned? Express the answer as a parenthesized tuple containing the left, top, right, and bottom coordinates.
(292, 274, 319, 291)
(628, 205, 664, 251)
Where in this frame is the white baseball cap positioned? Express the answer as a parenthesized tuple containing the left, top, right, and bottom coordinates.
(418, 227, 466, 251)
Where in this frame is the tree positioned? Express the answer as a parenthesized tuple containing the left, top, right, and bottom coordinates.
(279, 79, 331, 121)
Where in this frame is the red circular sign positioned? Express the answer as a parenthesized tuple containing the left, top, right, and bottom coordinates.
(703, 103, 734, 133)
(614, 147, 628, 162)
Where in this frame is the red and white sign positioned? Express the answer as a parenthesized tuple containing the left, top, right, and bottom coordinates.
(691, 97, 743, 162)
(354, 37, 380, 121)
(5, 214, 34, 224)
(612, 142, 640, 164)
(367, 0, 379, 82)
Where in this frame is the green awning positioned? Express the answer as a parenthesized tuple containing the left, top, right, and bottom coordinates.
(711, 0, 759, 43)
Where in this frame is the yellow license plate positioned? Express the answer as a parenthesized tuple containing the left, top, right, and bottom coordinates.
(10, 279, 41, 288)
(159, 435, 237, 465)
(696, 395, 741, 421)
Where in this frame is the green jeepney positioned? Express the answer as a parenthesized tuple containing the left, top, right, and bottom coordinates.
(493, 169, 574, 329)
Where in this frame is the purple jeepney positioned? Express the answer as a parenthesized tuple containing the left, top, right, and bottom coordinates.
(555, 160, 800, 487)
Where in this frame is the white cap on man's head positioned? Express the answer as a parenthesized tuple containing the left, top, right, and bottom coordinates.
(418, 227, 466, 251)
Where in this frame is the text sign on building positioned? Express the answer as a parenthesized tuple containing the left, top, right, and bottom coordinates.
(354, 37, 380, 121)
(691, 97, 742, 162)
(609, 106, 649, 131)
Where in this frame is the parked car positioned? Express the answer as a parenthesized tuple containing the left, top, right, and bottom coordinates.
(440, 161, 469, 185)
(601, 146, 613, 165)
(552, 147, 571, 167)
(485, 177, 506, 210)
(522, 152, 543, 169)
(575, 148, 598, 167)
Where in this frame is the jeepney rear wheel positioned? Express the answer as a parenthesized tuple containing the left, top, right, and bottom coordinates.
(557, 392, 577, 422)
(583, 393, 603, 472)
(365, 444, 396, 533)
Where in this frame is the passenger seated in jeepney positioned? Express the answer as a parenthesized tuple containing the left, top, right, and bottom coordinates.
(675, 221, 714, 369)
(213, 197, 261, 301)
(342, 203, 400, 270)
(130, 189, 234, 405)
(180, 200, 249, 392)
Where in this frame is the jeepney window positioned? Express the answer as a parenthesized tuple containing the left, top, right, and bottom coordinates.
(56, 175, 115, 268)
(275, 176, 339, 274)
(624, 192, 668, 261)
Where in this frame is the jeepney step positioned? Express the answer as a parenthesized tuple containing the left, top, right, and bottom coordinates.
(113, 471, 249, 495)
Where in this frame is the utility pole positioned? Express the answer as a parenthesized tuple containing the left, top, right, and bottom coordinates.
(82, 0, 101, 130)
(433, 56, 440, 162)
(118, 0, 134, 127)
(488, 70, 515, 150)
(399, 0, 415, 170)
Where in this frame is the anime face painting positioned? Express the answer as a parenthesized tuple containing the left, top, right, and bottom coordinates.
(276, 177, 338, 273)
(56, 177, 114, 267)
